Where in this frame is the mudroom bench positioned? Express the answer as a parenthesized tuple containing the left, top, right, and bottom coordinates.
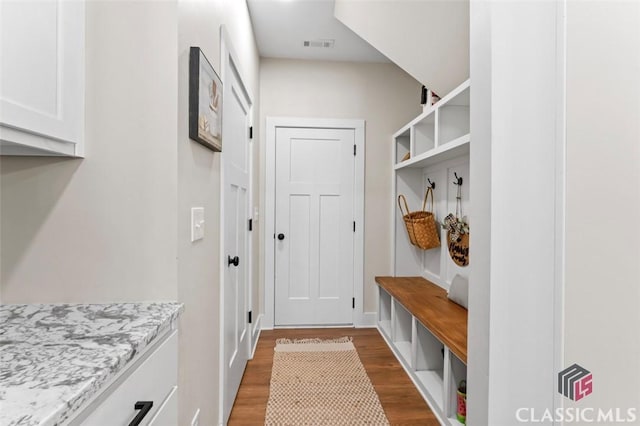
(375, 276, 468, 425)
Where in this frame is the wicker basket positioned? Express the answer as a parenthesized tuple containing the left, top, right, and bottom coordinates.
(398, 188, 440, 250)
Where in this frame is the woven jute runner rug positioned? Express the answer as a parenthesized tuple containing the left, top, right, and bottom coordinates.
(264, 337, 390, 425)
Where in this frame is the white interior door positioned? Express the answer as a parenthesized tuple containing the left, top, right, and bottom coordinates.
(274, 127, 355, 326)
(222, 59, 250, 422)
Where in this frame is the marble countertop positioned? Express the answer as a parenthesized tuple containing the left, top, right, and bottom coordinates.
(0, 302, 184, 426)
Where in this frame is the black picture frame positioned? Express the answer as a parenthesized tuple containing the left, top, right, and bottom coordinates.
(189, 46, 222, 152)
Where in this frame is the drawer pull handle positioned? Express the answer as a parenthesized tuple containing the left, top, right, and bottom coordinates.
(129, 401, 153, 426)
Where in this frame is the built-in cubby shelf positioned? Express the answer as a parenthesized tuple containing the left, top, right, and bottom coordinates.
(393, 78, 471, 291)
(394, 134, 469, 170)
(414, 113, 436, 154)
(394, 128, 411, 163)
(376, 276, 467, 425)
(386, 79, 471, 425)
(394, 79, 469, 170)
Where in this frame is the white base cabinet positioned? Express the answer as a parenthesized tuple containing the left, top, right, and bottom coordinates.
(68, 331, 178, 426)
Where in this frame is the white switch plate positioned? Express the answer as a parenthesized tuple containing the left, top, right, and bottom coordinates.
(191, 207, 205, 242)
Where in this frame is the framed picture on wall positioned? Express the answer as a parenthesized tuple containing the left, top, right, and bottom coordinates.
(189, 46, 222, 152)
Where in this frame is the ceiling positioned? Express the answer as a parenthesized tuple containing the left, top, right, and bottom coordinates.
(246, 0, 389, 63)
(333, 0, 469, 95)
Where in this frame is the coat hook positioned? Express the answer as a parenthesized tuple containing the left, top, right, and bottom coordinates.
(427, 178, 436, 189)
(453, 172, 463, 186)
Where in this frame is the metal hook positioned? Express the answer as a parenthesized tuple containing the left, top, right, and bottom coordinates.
(427, 178, 436, 189)
(453, 172, 463, 186)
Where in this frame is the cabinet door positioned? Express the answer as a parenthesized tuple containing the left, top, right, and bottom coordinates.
(0, 0, 84, 156)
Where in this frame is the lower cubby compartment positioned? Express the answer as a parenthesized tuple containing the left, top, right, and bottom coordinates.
(415, 370, 445, 413)
(392, 301, 413, 366)
(395, 341, 413, 367)
(379, 319, 392, 340)
(415, 321, 445, 412)
(446, 350, 468, 425)
(378, 288, 392, 338)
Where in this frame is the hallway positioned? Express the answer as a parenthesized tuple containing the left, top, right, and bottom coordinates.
(229, 328, 438, 425)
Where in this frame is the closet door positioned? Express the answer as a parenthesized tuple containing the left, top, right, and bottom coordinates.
(274, 127, 355, 326)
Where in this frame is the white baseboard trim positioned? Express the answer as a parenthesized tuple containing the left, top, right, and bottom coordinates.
(356, 312, 378, 328)
(260, 312, 377, 329)
(262, 314, 274, 330)
(274, 324, 354, 329)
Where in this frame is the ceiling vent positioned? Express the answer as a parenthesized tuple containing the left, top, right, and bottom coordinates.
(303, 39, 335, 48)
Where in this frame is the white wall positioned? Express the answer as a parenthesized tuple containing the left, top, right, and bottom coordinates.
(470, 1, 640, 425)
(469, 1, 562, 424)
(489, 2, 561, 422)
(334, 0, 469, 96)
(177, 1, 259, 425)
(259, 58, 421, 315)
(564, 1, 640, 421)
(0, 0, 178, 303)
(467, 0, 491, 422)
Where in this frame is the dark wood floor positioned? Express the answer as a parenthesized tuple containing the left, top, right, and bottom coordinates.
(228, 328, 438, 425)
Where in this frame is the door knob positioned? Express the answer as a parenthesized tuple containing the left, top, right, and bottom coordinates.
(228, 255, 240, 267)
(277, 233, 285, 241)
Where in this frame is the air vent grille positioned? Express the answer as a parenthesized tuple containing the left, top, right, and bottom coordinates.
(303, 39, 335, 48)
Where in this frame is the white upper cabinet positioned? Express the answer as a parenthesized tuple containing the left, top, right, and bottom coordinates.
(0, 0, 85, 157)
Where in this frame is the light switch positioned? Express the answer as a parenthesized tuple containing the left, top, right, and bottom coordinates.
(191, 207, 205, 242)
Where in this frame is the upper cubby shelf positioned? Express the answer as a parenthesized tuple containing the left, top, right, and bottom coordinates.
(394, 79, 470, 170)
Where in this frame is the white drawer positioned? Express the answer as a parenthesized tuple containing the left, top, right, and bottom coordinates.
(78, 331, 177, 426)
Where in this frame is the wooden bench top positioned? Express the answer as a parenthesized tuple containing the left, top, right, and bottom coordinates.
(375, 276, 468, 364)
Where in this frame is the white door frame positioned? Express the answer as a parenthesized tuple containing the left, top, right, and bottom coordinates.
(219, 25, 254, 426)
(263, 117, 365, 329)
